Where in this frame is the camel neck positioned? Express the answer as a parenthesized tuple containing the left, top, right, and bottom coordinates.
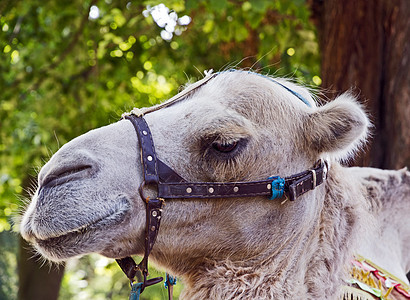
(174, 165, 372, 299)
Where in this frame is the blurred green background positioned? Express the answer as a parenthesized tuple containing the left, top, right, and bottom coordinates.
(3, 0, 407, 299)
(1, 1, 319, 298)
(0, 1, 319, 298)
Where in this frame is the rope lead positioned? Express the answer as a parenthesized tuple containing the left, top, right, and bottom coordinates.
(128, 282, 143, 300)
(165, 273, 177, 289)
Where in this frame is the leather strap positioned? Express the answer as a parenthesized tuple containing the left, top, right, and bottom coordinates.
(118, 115, 164, 291)
(140, 198, 164, 273)
(157, 159, 185, 183)
(115, 256, 139, 281)
(115, 200, 164, 290)
(158, 179, 272, 199)
(124, 115, 159, 185)
(286, 161, 327, 201)
(165, 274, 177, 300)
(168, 285, 173, 300)
(157, 160, 327, 201)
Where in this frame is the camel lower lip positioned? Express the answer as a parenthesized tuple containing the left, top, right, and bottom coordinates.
(39, 209, 127, 242)
(36, 216, 112, 245)
(32, 194, 131, 241)
(36, 223, 93, 243)
(34, 197, 130, 252)
(36, 226, 91, 246)
(34, 211, 130, 262)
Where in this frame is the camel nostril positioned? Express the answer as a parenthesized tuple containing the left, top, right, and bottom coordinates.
(56, 165, 92, 178)
(41, 165, 93, 188)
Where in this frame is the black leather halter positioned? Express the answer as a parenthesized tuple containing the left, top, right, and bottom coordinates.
(115, 72, 328, 297)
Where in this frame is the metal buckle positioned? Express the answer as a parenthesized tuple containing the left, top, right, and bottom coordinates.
(310, 169, 317, 189)
(139, 181, 150, 203)
(322, 161, 328, 180)
(139, 181, 165, 205)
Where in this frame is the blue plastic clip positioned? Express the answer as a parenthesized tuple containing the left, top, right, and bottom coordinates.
(164, 273, 177, 289)
(129, 282, 143, 300)
(268, 176, 285, 200)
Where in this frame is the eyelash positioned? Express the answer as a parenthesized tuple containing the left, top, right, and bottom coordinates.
(203, 137, 247, 160)
(212, 140, 238, 153)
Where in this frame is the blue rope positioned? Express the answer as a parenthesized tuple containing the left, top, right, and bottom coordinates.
(164, 273, 177, 289)
(263, 75, 312, 107)
(216, 69, 312, 107)
(128, 282, 143, 300)
(268, 176, 285, 200)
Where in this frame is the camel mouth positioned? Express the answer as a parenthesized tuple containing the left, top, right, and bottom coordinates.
(33, 197, 131, 259)
(35, 210, 122, 242)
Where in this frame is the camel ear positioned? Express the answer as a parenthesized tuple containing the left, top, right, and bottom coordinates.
(304, 93, 370, 160)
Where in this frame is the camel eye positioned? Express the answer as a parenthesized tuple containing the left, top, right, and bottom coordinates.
(212, 141, 238, 153)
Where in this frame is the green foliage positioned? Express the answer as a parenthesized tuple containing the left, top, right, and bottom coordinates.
(0, 231, 18, 299)
(59, 254, 183, 300)
(0, 0, 320, 298)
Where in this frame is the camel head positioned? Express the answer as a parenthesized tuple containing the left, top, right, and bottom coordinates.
(20, 70, 369, 278)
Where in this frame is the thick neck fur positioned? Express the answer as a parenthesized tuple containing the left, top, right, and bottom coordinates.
(179, 163, 368, 300)
(353, 166, 410, 283)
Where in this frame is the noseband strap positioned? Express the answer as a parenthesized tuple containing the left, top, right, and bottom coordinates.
(125, 115, 160, 185)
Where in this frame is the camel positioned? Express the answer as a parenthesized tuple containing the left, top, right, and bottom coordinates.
(20, 70, 410, 299)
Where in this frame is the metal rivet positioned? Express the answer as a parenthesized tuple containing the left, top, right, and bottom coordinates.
(186, 187, 192, 193)
(142, 130, 148, 135)
(233, 186, 239, 192)
(152, 211, 158, 217)
(147, 155, 153, 161)
(208, 187, 214, 194)
(151, 226, 156, 231)
(267, 184, 272, 190)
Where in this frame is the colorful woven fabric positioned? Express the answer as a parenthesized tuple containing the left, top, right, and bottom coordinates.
(343, 256, 410, 300)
